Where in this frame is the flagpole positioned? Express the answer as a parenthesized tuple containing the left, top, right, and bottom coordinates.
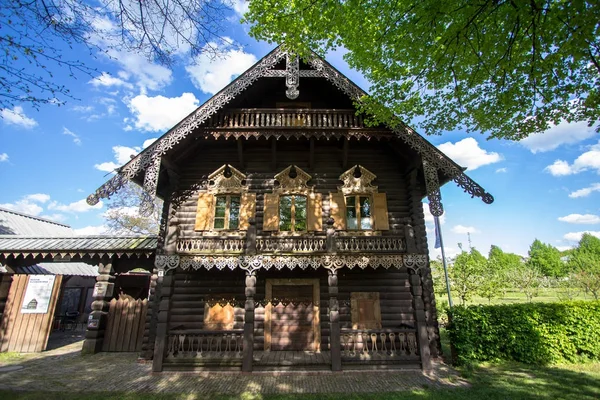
(435, 215, 454, 309)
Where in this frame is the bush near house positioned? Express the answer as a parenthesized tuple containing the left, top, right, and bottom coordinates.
(448, 301, 600, 365)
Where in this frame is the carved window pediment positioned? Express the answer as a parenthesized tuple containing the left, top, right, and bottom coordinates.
(273, 165, 313, 195)
(338, 165, 378, 195)
(207, 164, 248, 194)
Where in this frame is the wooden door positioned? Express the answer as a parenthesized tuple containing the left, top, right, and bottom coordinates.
(0, 274, 62, 353)
(264, 279, 320, 351)
(102, 298, 148, 352)
(271, 285, 314, 351)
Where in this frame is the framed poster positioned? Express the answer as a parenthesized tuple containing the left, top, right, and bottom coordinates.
(21, 275, 56, 314)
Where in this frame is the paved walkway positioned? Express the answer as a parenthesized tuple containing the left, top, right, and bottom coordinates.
(0, 339, 468, 395)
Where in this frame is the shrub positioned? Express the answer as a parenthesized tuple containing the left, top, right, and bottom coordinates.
(447, 301, 600, 365)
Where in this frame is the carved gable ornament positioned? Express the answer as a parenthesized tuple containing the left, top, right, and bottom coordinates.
(207, 164, 248, 194)
(273, 165, 313, 194)
(338, 165, 378, 195)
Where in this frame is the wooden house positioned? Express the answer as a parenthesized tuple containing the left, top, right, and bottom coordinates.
(86, 46, 494, 372)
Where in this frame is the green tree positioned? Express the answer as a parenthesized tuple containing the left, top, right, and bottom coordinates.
(245, 0, 600, 139)
(527, 239, 566, 278)
(488, 245, 523, 273)
(509, 263, 543, 302)
(569, 233, 600, 299)
(449, 244, 486, 305)
(477, 258, 506, 304)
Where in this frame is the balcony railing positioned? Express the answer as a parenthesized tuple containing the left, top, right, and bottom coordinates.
(256, 237, 327, 253)
(207, 108, 365, 129)
(177, 237, 245, 254)
(340, 329, 419, 360)
(166, 330, 244, 359)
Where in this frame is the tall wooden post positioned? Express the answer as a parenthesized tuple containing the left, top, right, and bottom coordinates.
(409, 269, 432, 370)
(242, 270, 256, 372)
(82, 258, 114, 354)
(152, 268, 174, 372)
(140, 267, 159, 359)
(328, 269, 341, 371)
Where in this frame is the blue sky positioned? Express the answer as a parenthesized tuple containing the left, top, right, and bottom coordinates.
(1, 3, 599, 258)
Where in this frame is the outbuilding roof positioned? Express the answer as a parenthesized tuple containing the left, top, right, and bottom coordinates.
(15, 262, 99, 276)
(0, 207, 73, 236)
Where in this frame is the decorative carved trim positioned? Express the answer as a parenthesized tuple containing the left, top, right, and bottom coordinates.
(207, 164, 248, 194)
(174, 254, 427, 273)
(338, 165, 378, 195)
(273, 165, 313, 194)
(155, 254, 180, 272)
(88, 45, 493, 211)
(423, 160, 444, 217)
(285, 53, 300, 99)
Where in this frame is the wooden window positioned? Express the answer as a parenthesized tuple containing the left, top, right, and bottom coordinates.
(345, 195, 372, 230)
(350, 292, 382, 329)
(279, 195, 307, 232)
(213, 195, 240, 230)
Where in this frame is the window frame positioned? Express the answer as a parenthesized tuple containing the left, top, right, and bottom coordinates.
(345, 194, 373, 231)
(213, 194, 241, 230)
(278, 194, 308, 232)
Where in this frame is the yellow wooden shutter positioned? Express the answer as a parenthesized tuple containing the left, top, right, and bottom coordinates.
(329, 192, 346, 230)
(204, 303, 235, 330)
(194, 193, 214, 231)
(263, 193, 279, 231)
(239, 193, 256, 230)
(373, 192, 390, 231)
(307, 193, 323, 231)
(350, 292, 382, 329)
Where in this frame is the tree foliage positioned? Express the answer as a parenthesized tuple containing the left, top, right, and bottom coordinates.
(245, 0, 600, 139)
(569, 233, 600, 299)
(1, 0, 234, 110)
(527, 239, 565, 278)
(104, 182, 162, 235)
(449, 244, 486, 305)
(489, 245, 523, 273)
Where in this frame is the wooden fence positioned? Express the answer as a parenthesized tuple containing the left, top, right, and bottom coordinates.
(0, 274, 62, 352)
(103, 298, 148, 352)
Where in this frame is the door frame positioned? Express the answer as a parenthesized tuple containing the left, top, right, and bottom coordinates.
(264, 278, 320, 352)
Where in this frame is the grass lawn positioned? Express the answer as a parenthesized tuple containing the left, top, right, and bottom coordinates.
(1, 361, 598, 400)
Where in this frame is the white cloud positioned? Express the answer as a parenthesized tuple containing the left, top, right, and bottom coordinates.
(496, 167, 507, 173)
(0, 193, 51, 216)
(437, 138, 503, 171)
(556, 245, 574, 252)
(142, 138, 158, 149)
(558, 214, 600, 224)
(545, 141, 600, 176)
(519, 120, 597, 153)
(569, 183, 600, 198)
(0, 153, 8, 162)
(94, 141, 157, 173)
(1, 106, 37, 129)
(62, 127, 82, 145)
(48, 198, 103, 213)
(186, 42, 257, 94)
(451, 225, 480, 234)
(73, 225, 109, 235)
(94, 161, 120, 173)
(112, 51, 172, 92)
(231, 0, 249, 17)
(564, 231, 600, 242)
(89, 72, 133, 89)
(127, 93, 199, 132)
(422, 202, 446, 225)
(72, 105, 94, 113)
(41, 213, 67, 223)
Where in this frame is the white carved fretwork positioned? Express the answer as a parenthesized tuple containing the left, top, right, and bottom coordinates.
(207, 164, 248, 194)
(273, 165, 313, 194)
(87, 45, 493, 212)
(423, 160, 444, 217)
(338, 165, 378, 195)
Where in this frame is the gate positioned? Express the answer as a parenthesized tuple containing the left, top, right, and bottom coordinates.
(102, 298, 148, 352)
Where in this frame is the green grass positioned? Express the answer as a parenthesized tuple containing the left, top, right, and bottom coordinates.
(1, 361, 599, 399)
(0, 352, 25, 364)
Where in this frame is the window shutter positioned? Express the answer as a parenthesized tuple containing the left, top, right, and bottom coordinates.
(262, 193, 279, 231)
(373, 192, 390, 231)
(203, 303, 235, 330)
(307, 193, 323, 231)
(329, 192, 346, 230)
(239, 193, 256, 230)
(350, 292, 382, 329)
(194, 193, 214, 231)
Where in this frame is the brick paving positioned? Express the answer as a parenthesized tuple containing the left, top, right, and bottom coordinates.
(0, 338, 468, 395)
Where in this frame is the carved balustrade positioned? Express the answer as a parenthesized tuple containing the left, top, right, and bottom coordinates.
(340, 329, 419, 360)
(335, 236, 406, 253)
(177, 237, 245, 254)
(207, 109, 365, 129)
(166, 330, 244, 359)
(256, 237, 327, 253)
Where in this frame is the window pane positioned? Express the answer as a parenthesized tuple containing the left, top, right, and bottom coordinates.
(214, 196, 226, 218)
(279, 195, 292, 231)
(294, 196, 307, 231)
(214, 218, 225, 229)
(229, 196, 240, 229)
(346, 196, 357, 229)
(360, 197, 372, 230)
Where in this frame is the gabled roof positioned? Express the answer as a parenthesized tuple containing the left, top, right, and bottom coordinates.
(87, 45, 493, 213)
(0, 207, 73, 236)
(15, 262, 99, 277)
